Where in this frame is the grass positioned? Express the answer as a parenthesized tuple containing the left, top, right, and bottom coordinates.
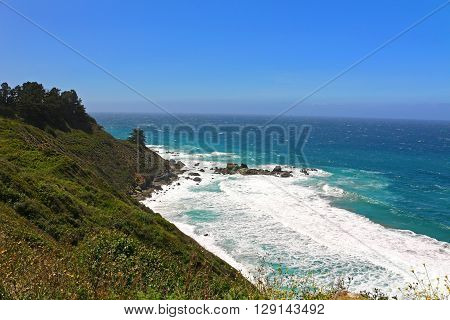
(0, 117, 258, 299)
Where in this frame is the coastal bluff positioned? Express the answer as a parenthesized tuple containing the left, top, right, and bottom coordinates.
(0, 81, 257, 299)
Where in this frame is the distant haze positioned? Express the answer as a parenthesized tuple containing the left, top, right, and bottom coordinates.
(88, 100, 450, 121)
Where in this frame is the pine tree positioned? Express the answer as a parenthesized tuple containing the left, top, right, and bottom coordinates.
(127, 128, 146, 147)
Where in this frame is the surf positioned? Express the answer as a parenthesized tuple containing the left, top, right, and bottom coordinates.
(142, 145, 450, 296)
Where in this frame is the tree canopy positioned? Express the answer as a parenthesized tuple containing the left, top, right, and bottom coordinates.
(0, 81, 96, 132)
(127, 128, 146, 147)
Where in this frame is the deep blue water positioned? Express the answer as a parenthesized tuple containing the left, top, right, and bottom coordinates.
(94, 113, 450, 243)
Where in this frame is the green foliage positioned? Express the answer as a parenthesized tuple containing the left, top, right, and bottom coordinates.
(127, 128, 146, 147)
(0, 115, 257, 299)
(0, 81, 96, 132)
(0, 284, 10, 300)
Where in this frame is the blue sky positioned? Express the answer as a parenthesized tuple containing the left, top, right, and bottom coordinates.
(1, 0, 449, 119)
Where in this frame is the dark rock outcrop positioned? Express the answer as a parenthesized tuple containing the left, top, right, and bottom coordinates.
(214, 164, 293, 178)
(188, 172, 201, 176)
(226, 163, 239, 171)
(169, 160, 185, 170)
(132, 150, 186, 200)
(272, 165, 282, 172)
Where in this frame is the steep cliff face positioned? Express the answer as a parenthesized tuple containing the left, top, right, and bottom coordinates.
(0, 116, 257, 299)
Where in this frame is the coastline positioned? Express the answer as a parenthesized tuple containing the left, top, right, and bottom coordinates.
(140, 144, 450, 296)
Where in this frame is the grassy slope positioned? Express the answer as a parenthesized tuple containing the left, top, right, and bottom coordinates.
(0, 117, 258, 299)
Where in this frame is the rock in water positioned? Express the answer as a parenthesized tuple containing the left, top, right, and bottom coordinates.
(175, 161, 185, 169)
(301, 168, 309, 175)
(227, 163, 239, 171)
(273, 165, 282, 172)
(214, 164, 307, 179)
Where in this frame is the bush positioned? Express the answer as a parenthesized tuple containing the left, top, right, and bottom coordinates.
(0, 284, 10, 300)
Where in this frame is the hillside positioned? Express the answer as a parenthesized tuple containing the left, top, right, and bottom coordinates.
(0, 82, 258, 299)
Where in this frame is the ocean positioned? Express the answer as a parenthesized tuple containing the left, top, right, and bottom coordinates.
(94, 113, 450, 295)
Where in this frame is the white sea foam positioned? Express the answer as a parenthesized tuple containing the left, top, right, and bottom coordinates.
(143, 145, 450, 295)
(321, 184, 346, 197)
(147, 144, 239, 167)
(166, 220, 252, 279)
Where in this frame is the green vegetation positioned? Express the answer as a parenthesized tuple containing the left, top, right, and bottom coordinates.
(0, 81, 96, 133)
(127, 128, 147, 148)
(0, 81, 258, 299)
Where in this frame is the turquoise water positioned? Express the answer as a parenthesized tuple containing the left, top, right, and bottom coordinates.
(185, 209, 219, 223)
(95, 113, 450, 243)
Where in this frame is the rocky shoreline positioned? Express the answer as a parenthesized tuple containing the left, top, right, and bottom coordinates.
(132, 148, 318, 201)
(132, 158, 186, 201)
(213, 163, 317, 177)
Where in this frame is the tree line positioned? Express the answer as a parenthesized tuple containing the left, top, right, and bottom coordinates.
(0, 81, 96, 132)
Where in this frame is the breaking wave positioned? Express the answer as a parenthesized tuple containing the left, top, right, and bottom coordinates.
(142, 145, 450, 295)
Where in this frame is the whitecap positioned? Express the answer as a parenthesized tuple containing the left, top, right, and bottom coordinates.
(142, 146, 450, 296)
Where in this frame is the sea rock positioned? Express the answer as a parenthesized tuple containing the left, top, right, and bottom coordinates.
(188, 172, 201, 176)
(214, 164, 298, 178)
(272, 165, 282, 172)
(153, 171, 178, 184)
(193, 177, 202, 182)
(226, 163, 239, 171)
(238, 168, 248, 174)
(199, 169, 205, 172)
(171, 160, 185, 169)
(241, 168, 260, 175)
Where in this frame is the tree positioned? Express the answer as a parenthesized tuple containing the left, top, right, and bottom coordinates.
(0, 80, 96, 132)
(127, 128, 146, 147)
(0, 82, 11, 105)
(44, 87, 62, 107)
(16, 82, 45, 106)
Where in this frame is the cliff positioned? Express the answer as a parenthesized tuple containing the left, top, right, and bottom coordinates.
(0, 82, 257, 299)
